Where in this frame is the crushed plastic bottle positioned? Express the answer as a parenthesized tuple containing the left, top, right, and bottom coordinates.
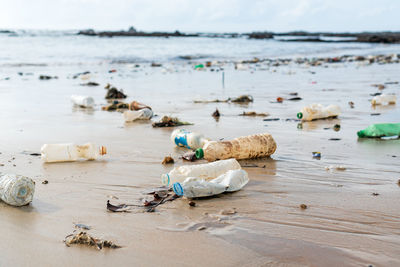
(161, 158, 241, 186)
(123, 108, 153, 122)
(171, 129, 209, 150)
(71, 95, 95, 108)
(357, 123, 400, 138)
(195, 133, 276, 162)
(371, 94, 396, 105)
(172, 169, 249, 198)
(0, 173, 35, 206)
(297, 104, 341, 121)
(41, 143, 107, 163)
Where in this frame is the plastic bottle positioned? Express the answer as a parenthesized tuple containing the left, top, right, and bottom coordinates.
(172, 169, 249, 198)
(171, 129, 209, 149)
(297, 104, 341, 121)
(195, 133, 276, 162)
(161, 158, 241, 186)
(371, 94, 396, 105)
(123, 108, 153, 122)
(0, 173, 35, 206)
(357, 123, 400, 138)
(71, 95, 95, 108)
(41, 143, 107, 163)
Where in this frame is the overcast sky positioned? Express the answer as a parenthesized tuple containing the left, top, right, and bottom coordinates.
(1, 0, 399, 32)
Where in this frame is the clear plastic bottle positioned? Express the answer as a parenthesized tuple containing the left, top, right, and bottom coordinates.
(41, 143, 107, 163)
(172, 169, 249, 198)
(170, 129, 209, 149)
(71, 95, 95, 108)
(297, 104, 341, 121)
(123, 108, 153, 122)
(161, 158, 241, 186)
(195, 133, 276, 162)
(371, 94, 396, 105)
(0, 173, 35, 206)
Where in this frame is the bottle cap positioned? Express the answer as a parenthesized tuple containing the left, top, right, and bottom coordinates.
(357, 130, 365, 138)
(100, 146, 107, 155)
(173, 182, 184, 196)
(195, 148, 204, 159)
(297, 112, 303, 119)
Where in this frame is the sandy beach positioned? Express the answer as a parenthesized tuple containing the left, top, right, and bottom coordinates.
(0, 56, 399, 266)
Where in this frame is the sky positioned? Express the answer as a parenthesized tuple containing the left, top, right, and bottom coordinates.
(0, 0, 399, 32)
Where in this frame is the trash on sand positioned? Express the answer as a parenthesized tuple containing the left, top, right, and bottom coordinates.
(0, 173, 35, 206)
(276, 97, 283, 103)
(194, 64, 204, 70)
(64, 231, 121, 250)
(231, 95, 253, 103)
(172, 169, 249, 198)
(196, 132, 276, 162)
(371, 84, 385, 90)
(152, 116, 193, 128)
(220, 208, 236, 215)
(71, 95, 95, 108)
(73, 71, 90, 79)
(102, 100, 129, 111)
(357, 123, 400, 138)
(372, 192, 380, 196)
(161, 158, 241, 186)
(288, 97, 302, 101)
(29, 153, 41, 156)
(105, 87, 127, 99)
(333, 124, 341, 131)
(129, 101, 152, 111)
(182, 151, 197, 161)
(325, 165, 346, 171)
(212, 108, 220, 118)
(193, 95, 253, 104)
(370, 113, 381, 116)
(39, 75, 57, 80)
(263, 118, 280, 121)
(80, 82, 99, 86)
(300, 204, 308, 210)
(106, 200, 131, 212)
(171, 129, 209, 150)
(151, 63, 162, 67)
(348, 101, 355, 108)
(162, 156, 174, 165)
(329, 138, 341, 141)
(41, 143, 107, 163)
(240, 111, 269, 117)
(189, 201, 196, 207)
(42, 180, 48, 184)
(109, 69, 117, 73)
(123, 108, 153, 122)
(370, 92, 382, 96)
(312, 152, 321, 159)
(297, 103, 341, 121)
(143, 192, 180, 212)
(371, 94, 396, 105)
(74, 223, 91, 230)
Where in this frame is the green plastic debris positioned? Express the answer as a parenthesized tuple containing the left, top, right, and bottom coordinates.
(194, 64, 204, 69)
(357, 123, 400, 138)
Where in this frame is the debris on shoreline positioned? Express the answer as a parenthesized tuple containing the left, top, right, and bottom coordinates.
(80, 82, 99, 86)
(64, 231, 121, 250)
(105, 86, 127, 99)
(162, 156, 174, 164)
(240, 111, 269, 117)
(152, 116, 193, 128)
(39, 75, 58, 80)
(194, 95, 253, 104)
(102, 100, 129, 111)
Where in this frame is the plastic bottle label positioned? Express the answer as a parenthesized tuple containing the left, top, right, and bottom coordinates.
(174, 130, 190, 148)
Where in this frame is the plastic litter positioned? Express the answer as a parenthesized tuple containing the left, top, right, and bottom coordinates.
(357, 123, 400, 138)
(41, 143, 107, 163)
(195, 133, 276, 162)
(371, 94, 396, 105)
(297, 103, 341, 121)
(171, 129, 209, 150)
(172, 169, 249, 198)
(0, 173, 35, 206)
(71, 95, 95, 108)
(152, 116, 192, 128)
(161, 158, 241, 186)
(123, 108, 153, 122)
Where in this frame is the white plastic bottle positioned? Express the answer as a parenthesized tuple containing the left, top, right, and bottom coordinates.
(0, 173, 35, 206)
(196, 133, 277, 162)
(171, 129, 209, 149)
(41, 143, 107, 163)
(161, 158, 241, 186)
(71, 95, 95, 108)
(172, 169, 249, 198)
(371, 94, 396, 105)
(297, 104, 341, 121)
(123, 108, 153, 122)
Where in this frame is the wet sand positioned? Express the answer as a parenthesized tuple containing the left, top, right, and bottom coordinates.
(0, 61, 399, 266)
